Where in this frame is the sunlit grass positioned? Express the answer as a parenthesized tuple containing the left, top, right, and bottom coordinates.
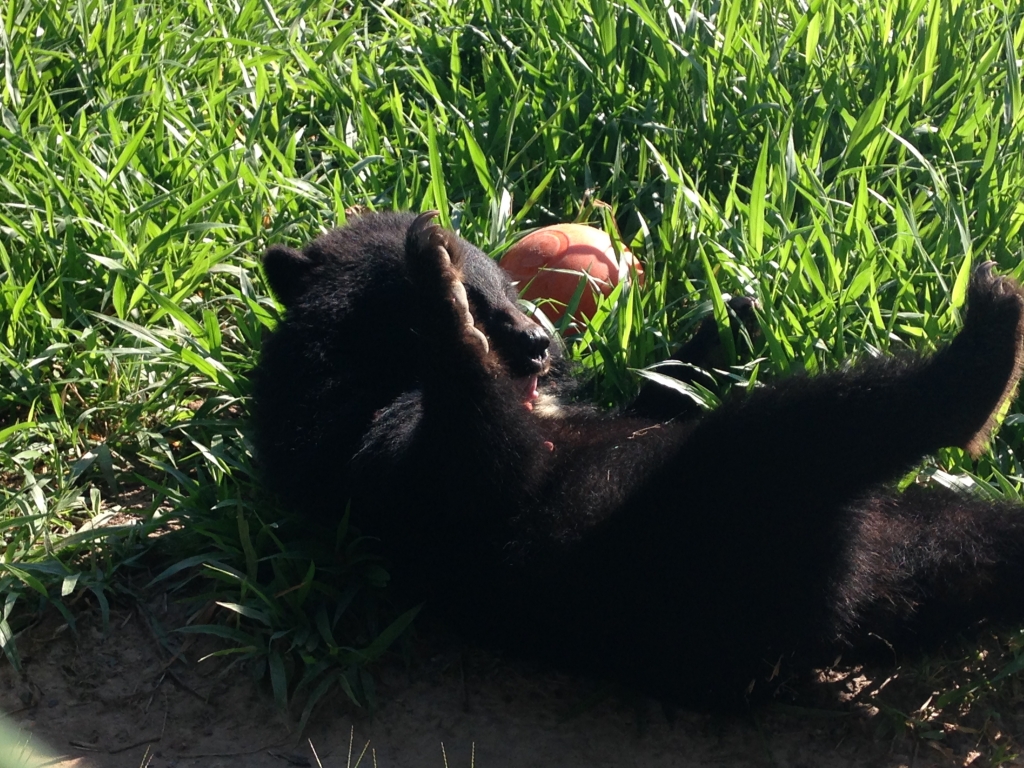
(1, 0, 1023, 737)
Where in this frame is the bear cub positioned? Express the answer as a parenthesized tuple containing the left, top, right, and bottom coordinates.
(254, 211, 1024, 705)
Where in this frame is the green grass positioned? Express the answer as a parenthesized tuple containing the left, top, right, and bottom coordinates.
(2, 0, 1024, 744)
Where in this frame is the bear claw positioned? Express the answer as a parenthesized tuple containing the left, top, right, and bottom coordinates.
(968, 260, 1024, 307)
(451, 280, 470, 316)
(451, 281, 490, 355)
(975, 260, 997, 275)
(409, 209, 441, 240)
(466, 326, 490, 354)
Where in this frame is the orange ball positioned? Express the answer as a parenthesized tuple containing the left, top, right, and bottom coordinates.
(499, 224, 644, 323)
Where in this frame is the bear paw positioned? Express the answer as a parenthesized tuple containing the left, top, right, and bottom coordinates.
(406, 211, 490, 356)
(963, 261, 1024, 344)
(966, 260, 1024, 317)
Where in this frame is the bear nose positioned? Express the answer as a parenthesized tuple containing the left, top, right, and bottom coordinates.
(524, 325, 551, 358)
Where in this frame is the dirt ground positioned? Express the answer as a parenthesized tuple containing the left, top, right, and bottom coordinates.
(2, 604, 1023, 768)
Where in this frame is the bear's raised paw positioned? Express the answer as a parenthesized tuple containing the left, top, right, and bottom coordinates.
(965, 261, 1024, 337)
(405, 211, 489, 356)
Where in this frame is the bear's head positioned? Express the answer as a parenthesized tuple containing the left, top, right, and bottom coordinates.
(261, 211, 555, 402)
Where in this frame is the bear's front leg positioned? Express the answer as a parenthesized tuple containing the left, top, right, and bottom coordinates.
(627, 294, 760, 421)
(386, 212, 547, 536)
(402, 210, 546, 449)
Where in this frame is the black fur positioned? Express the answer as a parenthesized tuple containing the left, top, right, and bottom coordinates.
(253, 211, 1024, 706)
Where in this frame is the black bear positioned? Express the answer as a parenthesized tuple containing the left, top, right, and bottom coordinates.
(253, 210, 1024, 706)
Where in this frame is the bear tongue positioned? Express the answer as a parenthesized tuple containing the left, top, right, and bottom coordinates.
(518, 375, 539, 410)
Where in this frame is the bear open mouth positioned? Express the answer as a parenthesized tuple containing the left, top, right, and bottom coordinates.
(515, 374, 540, 410)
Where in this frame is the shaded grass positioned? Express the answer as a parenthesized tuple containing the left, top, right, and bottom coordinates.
(1, 0, 1023, 740)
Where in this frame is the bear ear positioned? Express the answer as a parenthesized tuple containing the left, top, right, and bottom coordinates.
(263, 244, 313, 307)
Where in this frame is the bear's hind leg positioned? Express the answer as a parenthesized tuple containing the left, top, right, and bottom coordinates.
(950, 262, 1024, 455)
(838, 486, 1024, 651)
(675, 264, 1024, 511)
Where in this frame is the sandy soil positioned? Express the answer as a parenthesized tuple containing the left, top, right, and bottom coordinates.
(1, 604, 1022, 768)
